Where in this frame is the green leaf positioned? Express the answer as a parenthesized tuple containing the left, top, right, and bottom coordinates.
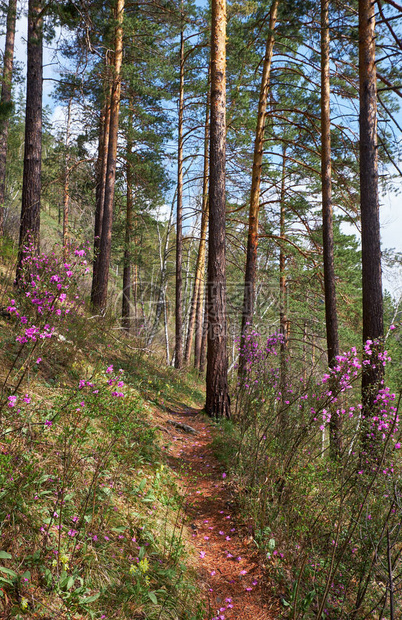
(148, 591, 158, 604)
(0, 551, 12, 559)
(0, 576, 14, 586)
(79, 592, 100, 604)
(59, 570, 68, 588)
(66, 575, 75, 590)
(37, 474, 52, 484)
(302, 590, 316, 611)
(0, 566, 17, 578)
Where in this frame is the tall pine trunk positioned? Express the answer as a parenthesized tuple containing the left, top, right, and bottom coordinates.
(194, 279, 205, 369)
(147, 200, 175, 347)
(359, 0, 384, 428)
(0, 0, 17, 236)
(122, 103, 134, 333)
(279, 147, 287, 421)
(92, 0, 124, 311)
(91, 69, 112, 306)
(175, 17, 185, 368)
(321, 0, 341, 458)
(16, 0, 43, 280)
(185, 77, 210, 366)
(239, 0, 279, 375)
(205, 0, 230, 418)
(199, 286, 208, 373)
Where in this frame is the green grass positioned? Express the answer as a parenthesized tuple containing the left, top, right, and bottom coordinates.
(0, 246, 207, 620)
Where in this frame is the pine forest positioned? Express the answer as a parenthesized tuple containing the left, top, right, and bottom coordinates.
(0, 0, 402, 618)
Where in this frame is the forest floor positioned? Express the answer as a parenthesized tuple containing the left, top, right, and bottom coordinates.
(152, 404, 281, 620)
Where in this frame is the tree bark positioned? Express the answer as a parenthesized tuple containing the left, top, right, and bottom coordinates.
(122, 103, 134, 333)
(279, 147, 287, 420)
(194, 279, 205, 369)
(199, 288, 208, 373)
(91, 68, 112, 306)
(239, 0, 279, 375)
(185, 75, 210, 366)
(132, 262, 138, 322)
(91, 0, 125, 312)
(16, 0, 43, 281)
(0, 0, 17, 236)
(205, 0, 230, 418)
(183, 225, 196, 340)
(175, 16, 185, 369)
(359, 0, 384, 420)
(147, 199, 174, 347)
(321, 0, 341, 458)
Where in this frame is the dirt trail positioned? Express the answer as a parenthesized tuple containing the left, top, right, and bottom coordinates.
(160, 406, 280, 620)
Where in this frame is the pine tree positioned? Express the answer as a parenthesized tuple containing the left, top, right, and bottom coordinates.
(205, 0, 230, 418)
(359, 0, 384, 429)
(16, 0, 43, 280)
(91, 0, 125, 311)
(0, 0, 17, 236)
(321, 0, 341, 457)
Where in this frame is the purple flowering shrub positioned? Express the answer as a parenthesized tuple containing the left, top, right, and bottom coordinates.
(0, 360, 203, 617)
(232, 330, 402, 618)
(12, 238, 90, 321)
(0, 240, 91, 409)
(0, 241, 205, 618)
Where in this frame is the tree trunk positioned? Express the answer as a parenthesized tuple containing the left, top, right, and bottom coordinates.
(185, 76, 210, 366)
(91, 0, 125, 312)
(302, 318, 307, 384)
(0, 0, 17, 236)
(205, 0, 230, 418)
(16, 0, 43, 281)
(175, 17, 185, 369)
(239, 0, 279, 375)
(164, 287, 170, 365)
(91, 69, 112, 306)
(183, 224, 196, 340)
(279, 147, 287, 420)
(359, 0, 384, 439)
(147, 199, 175, 347)
(63, 96, 72, 260)
(199, 291, 208, 373)
(321, 0, 341, 458)
(194, 279, 205, 369)
(122, 103, 134, 333)
(132, 262, 138, 322)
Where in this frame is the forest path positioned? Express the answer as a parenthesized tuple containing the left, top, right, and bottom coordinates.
(159, 406, 280, 620)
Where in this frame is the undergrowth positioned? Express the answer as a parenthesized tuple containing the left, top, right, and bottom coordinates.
(214, 330, 402, 620)
(0, 240, 205, 620)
